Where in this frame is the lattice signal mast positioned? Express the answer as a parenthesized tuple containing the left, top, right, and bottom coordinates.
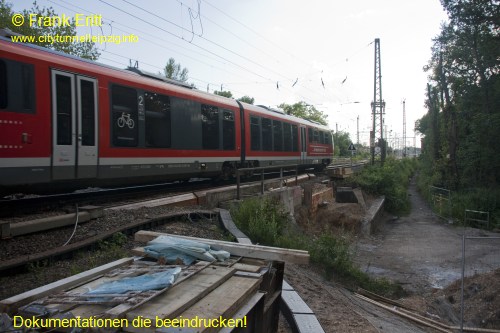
(403, 99, 407, 157)
(371, 38, 385, 164)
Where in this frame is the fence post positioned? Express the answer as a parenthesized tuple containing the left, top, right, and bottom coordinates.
(460, 233, 465, 333)
(261, 170, 265, 195)
(236, 169, 241, 200)
(280, 167, 283, 191)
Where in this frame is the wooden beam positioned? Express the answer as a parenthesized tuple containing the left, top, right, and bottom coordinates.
(179, 275, 262, 333)
(134, 231, 309, 265)
(126, 265, 235, 325)
(0, 257, 134, 314)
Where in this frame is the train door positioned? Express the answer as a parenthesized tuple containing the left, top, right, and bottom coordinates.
(300, 126, 307, 163)
(51, 70, 98, 180)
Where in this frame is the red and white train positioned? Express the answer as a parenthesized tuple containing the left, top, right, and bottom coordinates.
(0, 35, 333, 194)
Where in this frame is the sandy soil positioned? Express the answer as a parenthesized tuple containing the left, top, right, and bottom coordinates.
(352, 178, 500, 329)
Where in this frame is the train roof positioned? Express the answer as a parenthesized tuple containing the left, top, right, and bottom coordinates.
(0, 35, 331, 131)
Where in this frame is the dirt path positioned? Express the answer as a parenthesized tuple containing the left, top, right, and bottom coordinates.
(284, 264, 432, 333)
(353, 178, 500, 295)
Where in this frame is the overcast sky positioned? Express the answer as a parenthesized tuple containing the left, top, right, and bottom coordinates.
(13, 0, 449, 147)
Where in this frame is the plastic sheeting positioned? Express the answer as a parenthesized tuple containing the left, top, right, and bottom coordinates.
(144, 235, 230, 265)
(86, 267, 181, 295)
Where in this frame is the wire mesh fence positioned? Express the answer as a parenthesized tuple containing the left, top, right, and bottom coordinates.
(429, 186, 452, 222)
(458, 211, 500, 331)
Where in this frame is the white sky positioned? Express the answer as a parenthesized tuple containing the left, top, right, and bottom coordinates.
(12, 0, 449, 147)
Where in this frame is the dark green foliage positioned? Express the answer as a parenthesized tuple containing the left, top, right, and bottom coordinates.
(332, 131, 353, 157)
(230, 197, 288, 245)
(214, 90, 233, 98)
(0, 0, 100, 60)
(416, 0, 499, 228)
(238, 95, 255, 104)
(353, 158, 416, 214)
(278, 101, 328, 126)
(164, 57, 189, 82)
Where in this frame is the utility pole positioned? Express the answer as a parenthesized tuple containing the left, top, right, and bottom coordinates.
(356, 115, 360, 145)
(403, 99, 406, 157)
(371, 38, 385, 165)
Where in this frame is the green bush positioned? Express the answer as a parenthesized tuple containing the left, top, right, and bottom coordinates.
(352, 157, 416, 214)
(231, 197, 288, 245)
(450, 188, 500, 229)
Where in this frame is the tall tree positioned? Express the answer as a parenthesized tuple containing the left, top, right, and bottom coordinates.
(418, 0, 499, 189)
(332, 131, 352, 157)
(214, 90, 233, 98)
(163, 57, 189, 82)
(238, 95, 254, 104)
(0, 0, 100, 60)
(278, 101, 328, 126)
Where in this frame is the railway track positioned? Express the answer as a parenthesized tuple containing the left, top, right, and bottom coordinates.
(0, 172, 317, 274)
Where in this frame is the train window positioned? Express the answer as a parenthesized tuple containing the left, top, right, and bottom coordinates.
(201, 104, 219, 149)
(22, 64, 34, 111)
(308, 128, 313, 143)
(0, 59, 35, 113)
(261, 118, 272, 151)
(313, 129, 319, 143)
(273, 120, 283, 151)
(324, 131, 332, 145)
(283, 123, 292, 152)
(223, 110, 235, 150)
(145, 92, 171, 148)
(111, 85, 138, 147)
(55, 75, 73, 145)
(291, 125, 298, 151)
(319, 131, 324, 144)
(80, 80, 95, 146)
(0, 61, 6, 109)
(250, 116, 261, 151)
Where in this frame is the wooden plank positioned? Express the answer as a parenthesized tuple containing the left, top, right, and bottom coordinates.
(134, 231, 309, 264)
(0, 257, 134, 314)
(218, 291, 265, 333)
(106, 261, 210, 318)
(231, 263, 261, 273)
(125, 265, 236, 325)
(177, 275, 262, 333)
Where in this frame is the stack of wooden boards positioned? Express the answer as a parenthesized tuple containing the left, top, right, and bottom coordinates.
(0, 230, 309, 333)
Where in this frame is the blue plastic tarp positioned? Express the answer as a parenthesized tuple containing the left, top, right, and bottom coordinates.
(86, 267, 181, 295)
(144, 235, 230, 265)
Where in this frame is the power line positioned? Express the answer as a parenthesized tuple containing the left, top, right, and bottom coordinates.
(119, 0, 294, 83)
(51, 0, 254, 81)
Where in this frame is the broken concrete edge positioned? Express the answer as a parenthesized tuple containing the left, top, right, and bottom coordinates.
(2, 206, 104, 239)
(361, 196, 385, 236)
(216, 208, 325, 333)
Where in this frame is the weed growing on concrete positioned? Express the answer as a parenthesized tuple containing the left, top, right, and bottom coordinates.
(232, 198, 405, 298)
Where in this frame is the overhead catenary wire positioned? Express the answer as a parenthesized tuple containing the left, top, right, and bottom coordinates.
(42, 0, 371, 107)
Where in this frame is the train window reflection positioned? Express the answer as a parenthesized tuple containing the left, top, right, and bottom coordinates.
(145, 91, 171, 148)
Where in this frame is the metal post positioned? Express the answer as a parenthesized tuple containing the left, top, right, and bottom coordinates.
(280, 168, 283, 190)
(295, 166, 298, 185)
(236, 169, 241, 200)
(460, 233, 465, 333)
(261, 171, 264, 195)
